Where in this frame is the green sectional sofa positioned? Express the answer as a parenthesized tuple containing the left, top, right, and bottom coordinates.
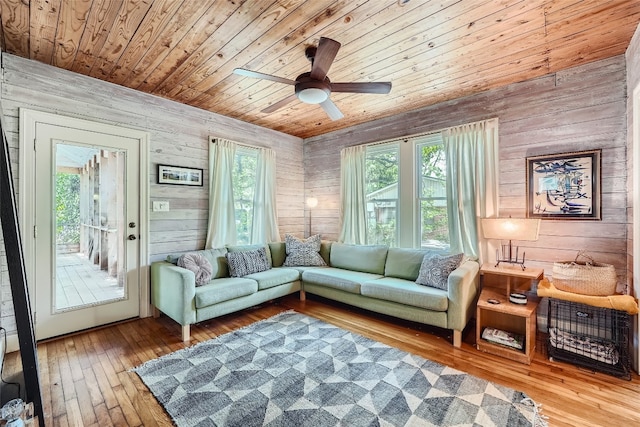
(150, 242, 480, 346)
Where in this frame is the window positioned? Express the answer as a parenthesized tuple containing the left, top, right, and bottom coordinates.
(365, 143, 399, 246)
(364, 133, 447, 249)
(232, 147, 258, 244)
(417, 136, 448, 249)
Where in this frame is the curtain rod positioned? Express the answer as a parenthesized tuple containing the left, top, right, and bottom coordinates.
(209, 136, 265, 151)
(364, 117, 498, 148)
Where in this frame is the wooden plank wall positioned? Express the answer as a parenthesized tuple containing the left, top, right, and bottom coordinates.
(0, 53, 304, 335)
(304, 55, 629, 290)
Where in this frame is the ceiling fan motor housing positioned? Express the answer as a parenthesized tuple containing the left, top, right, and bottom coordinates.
(295, 72, 331, 104)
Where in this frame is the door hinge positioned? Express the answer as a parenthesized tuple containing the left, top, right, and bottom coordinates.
(33, 138, 36, 151)
(33, 225, 37, 238)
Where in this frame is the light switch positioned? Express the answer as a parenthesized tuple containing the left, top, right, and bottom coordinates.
(153, 201, 170, 212)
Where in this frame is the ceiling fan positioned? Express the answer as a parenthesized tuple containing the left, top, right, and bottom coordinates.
(233, 37, 392, 120)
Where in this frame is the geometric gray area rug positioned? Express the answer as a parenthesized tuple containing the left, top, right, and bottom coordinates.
(133, 311, 546, 427)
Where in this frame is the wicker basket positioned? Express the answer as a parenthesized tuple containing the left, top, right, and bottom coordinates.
(552, 251, 617, 296)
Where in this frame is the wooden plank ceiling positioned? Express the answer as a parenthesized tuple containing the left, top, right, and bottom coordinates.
(2, 0, 640, 139)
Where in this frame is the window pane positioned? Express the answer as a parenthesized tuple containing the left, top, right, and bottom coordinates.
(418, 142, 449, 249)
(233, 150, 257, 245)
(366, 144, 399, 246)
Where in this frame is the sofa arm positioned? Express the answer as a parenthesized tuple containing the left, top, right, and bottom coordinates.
(150, 261, 197, 327)
(446, 260, 480, 333)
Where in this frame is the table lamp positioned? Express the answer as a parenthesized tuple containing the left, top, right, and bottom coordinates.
(481, 217, 540, 270)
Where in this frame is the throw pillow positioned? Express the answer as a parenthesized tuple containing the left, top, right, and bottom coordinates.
(415, 253, 464, 290)
(226, 247, 271, 277)
(283, 234, 327, 267)
(177, 252, 213, 286)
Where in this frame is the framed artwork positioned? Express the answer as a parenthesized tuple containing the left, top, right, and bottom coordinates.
(526, 149, 601, 220)
(157, 164, 203, 186)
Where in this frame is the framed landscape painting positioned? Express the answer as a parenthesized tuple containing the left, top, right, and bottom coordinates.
(526, 149, 601, 220)
(157, 164, 204, 186)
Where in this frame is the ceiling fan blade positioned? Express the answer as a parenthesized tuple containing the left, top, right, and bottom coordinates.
(310, 37, 341, 81)
(262, 94, 298, 114)
(320, 98, 344, 121)
(234, 68, 296, 85)
(331, 82, 392, 94)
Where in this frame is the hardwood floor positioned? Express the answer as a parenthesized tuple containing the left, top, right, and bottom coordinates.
(6, 294, 639, 426)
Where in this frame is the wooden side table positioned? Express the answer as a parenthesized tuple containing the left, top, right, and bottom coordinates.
(479, 263, 544, 296)
(476, 287, 539, 364)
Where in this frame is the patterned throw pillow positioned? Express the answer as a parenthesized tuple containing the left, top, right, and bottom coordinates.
(177, 252, 213, 286)
(283, 234, 327, 267)
(226, 247, 271, 277)
(415, 253, 464, 290)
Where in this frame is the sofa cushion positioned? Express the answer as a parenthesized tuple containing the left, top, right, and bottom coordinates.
(167, 247, 229, 279)
(361, 277, 448, 311)
(329, 243, 388, 275)
(384, 248, 442, 281)
(177, 252, 212, 286)
(301, 267, 383, 294)
(245, 267, 300, 291)
(226, 247, 271, 277)
(194, 277, 258, 308)
(202, 248, 230, 279)
(283, 234, 326, 267)
(319, 241, 332, 265)
(268, 242, 286, 267)
(416, 253, 464, 290)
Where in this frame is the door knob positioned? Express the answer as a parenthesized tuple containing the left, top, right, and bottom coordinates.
(128, 234, 137, 240)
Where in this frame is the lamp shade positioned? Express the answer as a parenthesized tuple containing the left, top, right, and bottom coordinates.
(481, 217, 540, 241)
(306, 197, 318, 208)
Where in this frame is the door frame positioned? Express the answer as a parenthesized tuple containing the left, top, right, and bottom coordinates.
(18, 109, 150, 335)
(633, 84, 640, 372)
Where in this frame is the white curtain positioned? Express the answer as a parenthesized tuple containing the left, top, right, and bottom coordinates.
(443, 119, 499, 261)
(338, 145, 368, 244)
(251, 147, 280, 243)
(206, 138, 237, 248)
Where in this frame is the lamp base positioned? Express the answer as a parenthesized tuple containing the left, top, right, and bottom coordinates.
(495, 244, 527, 270)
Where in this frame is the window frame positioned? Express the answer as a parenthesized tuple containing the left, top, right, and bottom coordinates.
(363, 132, 445, 249)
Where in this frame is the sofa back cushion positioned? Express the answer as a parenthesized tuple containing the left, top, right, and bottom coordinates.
(329, 243, 388, 275)
(384, 248, 441, 281)
(167, 247, 229, 279)
(268, 242, 286, 267)
(319, 241, 332, 265)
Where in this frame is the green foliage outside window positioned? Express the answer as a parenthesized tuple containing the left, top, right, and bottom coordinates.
(365, 148, 398, 194)
(419, 144, 449, 246)
(365, 147, 398, 246)
(232, 150, 257, 245)
(56, 173, 80, 245)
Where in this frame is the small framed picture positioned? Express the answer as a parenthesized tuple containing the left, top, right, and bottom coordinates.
(157, 164, 203, 186)
(526, 149, 601, 220)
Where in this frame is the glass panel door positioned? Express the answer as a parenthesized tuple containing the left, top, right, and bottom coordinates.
(54, 144, 126, 312)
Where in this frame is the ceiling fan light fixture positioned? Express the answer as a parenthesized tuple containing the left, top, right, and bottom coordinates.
(298, 87, 329, 104)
